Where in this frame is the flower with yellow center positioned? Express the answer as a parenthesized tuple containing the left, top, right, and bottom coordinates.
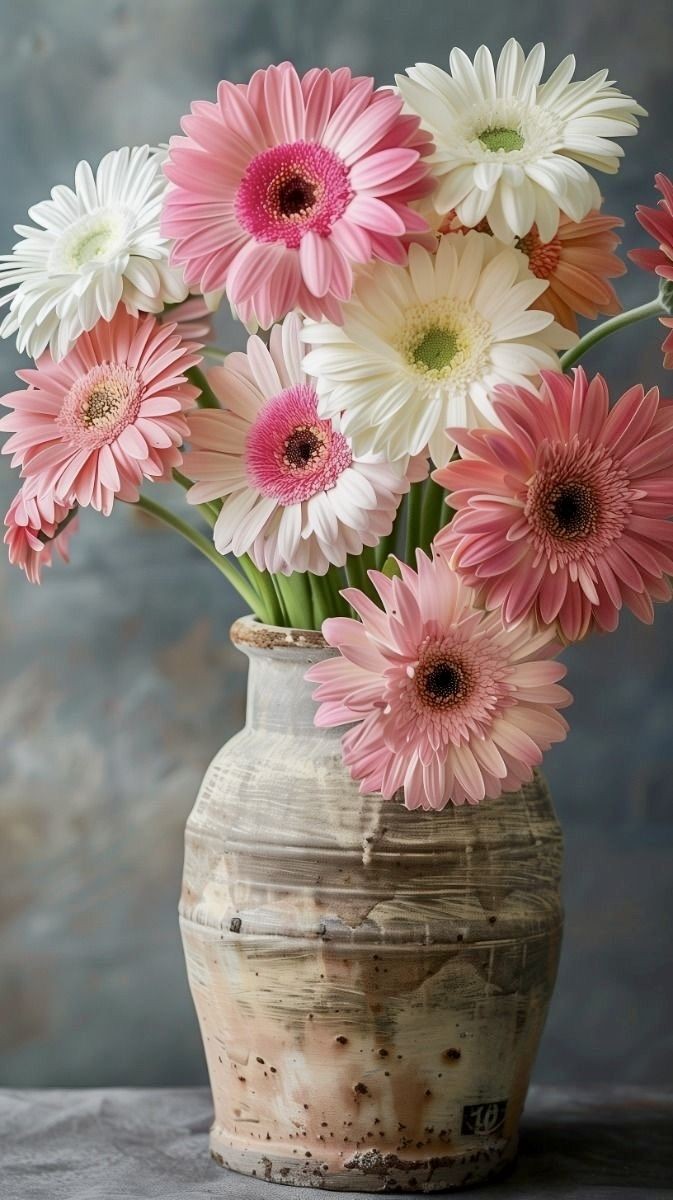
(302, 231, 574, 467)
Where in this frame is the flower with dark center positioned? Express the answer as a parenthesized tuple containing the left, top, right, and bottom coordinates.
(435, 369, 673, 641)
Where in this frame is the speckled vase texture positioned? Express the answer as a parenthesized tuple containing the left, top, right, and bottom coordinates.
(179, 617, 564, 1192)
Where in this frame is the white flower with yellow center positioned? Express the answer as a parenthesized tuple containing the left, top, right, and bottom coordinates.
(302, 231, 575, 467)
(396, 40, 645, 242)
(0, 146, 188, 361)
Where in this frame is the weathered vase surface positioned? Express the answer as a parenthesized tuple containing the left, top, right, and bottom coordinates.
(179, 618, 563, 1193)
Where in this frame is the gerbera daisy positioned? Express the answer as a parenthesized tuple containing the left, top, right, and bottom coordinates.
(183, 313, 423, 574)
(4, 487, 78, 584)
(435, 369, 673, 641)
(307, 550, 571, 810)
(302, 231, 573, 467)
(630, 173, 673, 368)
(397, 40, 644, 242)
(0, 146, 189, 361)
(0, 307, 201, 516)
(431, 207, 624, 334)
(161, 62, 435, 329)
(159, 294, 218, 342)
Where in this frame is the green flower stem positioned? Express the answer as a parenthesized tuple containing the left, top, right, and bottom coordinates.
(201, 345, 230, 359)
(419, 476, 450, 556)
(404, 480, 424, 565)
(134, 493, 262, 614)
(273, 571, 316, 629)
(560, 298, 665, 371)
(187, 364, 221, 409)
(171, 469, 219, 528)
(310, 567, 348, 628)
(240, 555, 285, 626)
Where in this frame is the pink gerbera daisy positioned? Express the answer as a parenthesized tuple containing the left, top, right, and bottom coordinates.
(307, 550, 570, 810)
(161, 62, 435, 328)
(184, 312, 424, 574)
(4, 486, 78, 584)
(0, 307, 202, 515)
(435, 369, 673, 641)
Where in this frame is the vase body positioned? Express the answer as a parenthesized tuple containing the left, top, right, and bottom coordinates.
(179, 618, 563, 1193)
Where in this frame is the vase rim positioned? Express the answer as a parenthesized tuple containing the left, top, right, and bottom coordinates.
(230, 614, 328, 655)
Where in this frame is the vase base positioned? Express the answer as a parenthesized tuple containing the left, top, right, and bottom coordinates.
(210, 1126, 518, 1193)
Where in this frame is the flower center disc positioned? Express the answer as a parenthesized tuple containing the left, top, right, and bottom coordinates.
(57, 362, 142, 448)
(548, 482, 598, 539)
(478, 126, 525, 153)
(245, 383, 352, 504)
(416, 650, 471, 709)
(235, 141, 353, 249)
(412, 326, 459, 372)
(516, 226, 562, 278)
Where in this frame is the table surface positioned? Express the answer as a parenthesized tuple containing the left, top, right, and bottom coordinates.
(1, 1085, 672, 1200)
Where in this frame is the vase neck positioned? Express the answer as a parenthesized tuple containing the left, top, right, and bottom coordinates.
(231, 620, 334, 735)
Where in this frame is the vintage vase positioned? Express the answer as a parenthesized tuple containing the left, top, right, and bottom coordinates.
(179, 617, 563, 1193)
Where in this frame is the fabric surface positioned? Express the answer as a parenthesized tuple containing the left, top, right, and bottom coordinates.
(0, 1086, 671, 1199)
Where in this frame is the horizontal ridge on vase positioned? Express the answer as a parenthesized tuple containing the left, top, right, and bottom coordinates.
(179, 615, 563, 1193)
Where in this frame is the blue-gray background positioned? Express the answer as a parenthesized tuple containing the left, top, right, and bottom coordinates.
(1, 0, 672, 1088)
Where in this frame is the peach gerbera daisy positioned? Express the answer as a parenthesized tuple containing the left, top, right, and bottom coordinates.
(0, 307, 202, 515)
(435, 369, 673, 641)
(162, 62, 435, 328)
(434, 208, 625, 334)
(307, 550, 571, 810)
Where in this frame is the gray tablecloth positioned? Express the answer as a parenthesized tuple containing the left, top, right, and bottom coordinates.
(1, 1085, 671, 1199)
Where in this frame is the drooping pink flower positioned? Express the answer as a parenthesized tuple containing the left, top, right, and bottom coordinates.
(4, 486, 78, 584)
(159, 294, 217, 342)
(162, 62, 435, 328)
(630, 173, 673, 369)
(184, 312, 425, 574)
(435, 369, 673, 641)
(0, 307, 202, 515)
(307, 550, 570, 810)
(630, 172, 673, 281)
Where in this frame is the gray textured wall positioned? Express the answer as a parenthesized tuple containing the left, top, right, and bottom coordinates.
(1, 0, 672, 1088)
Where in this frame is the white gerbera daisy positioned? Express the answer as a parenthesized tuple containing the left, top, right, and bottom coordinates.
(0, 145, 188, 361)
(183, 313, 424, 576)
(396, 40, 645, 242)
(302, 232, 574, 467)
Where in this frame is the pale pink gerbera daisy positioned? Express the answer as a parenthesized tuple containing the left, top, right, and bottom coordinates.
(159, 294, 217, 342)
(435, 369, 673, 642)
(4, 486, 78, 584)
(184, 313, 424, 574)
(307, 550, 570, 810)
(0, 307, 202, 515)
(162, 62, 435, 328)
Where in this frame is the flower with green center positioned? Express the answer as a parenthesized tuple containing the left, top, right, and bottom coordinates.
(302, 230, 574, 467)
(478, 126, 525, 153)
(397, 38, 645, 242)
(0, 146, 188, 361)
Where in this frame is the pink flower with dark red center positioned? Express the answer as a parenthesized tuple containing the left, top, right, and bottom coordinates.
(0, 307, 202, 516)
(161, 62, 435, 328)
(183, 313, 425, 574)
(4, 486, 78, 584)
(307, 550, 571, 810)
(435, 369, 673, 641)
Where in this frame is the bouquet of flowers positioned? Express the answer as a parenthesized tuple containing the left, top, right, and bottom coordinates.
(2, 41, 672, 813)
